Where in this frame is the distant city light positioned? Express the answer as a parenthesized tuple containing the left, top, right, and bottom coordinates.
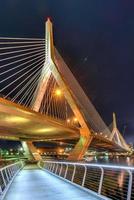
(19, 147, 23, 151)
(60, 142, 63, 145)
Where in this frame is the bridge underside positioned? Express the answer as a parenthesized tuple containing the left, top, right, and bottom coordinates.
(53, 137, 129, 153)
(0, 98, 128, 154)
(0, 98, 79, 141)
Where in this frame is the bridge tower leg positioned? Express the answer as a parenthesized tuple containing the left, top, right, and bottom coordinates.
(21, 141, 42, 161)
(67, 129, 93, 160)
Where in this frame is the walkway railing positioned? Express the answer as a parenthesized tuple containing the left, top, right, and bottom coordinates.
(0, 161, 24, 199)
(39, 161, 134, 200)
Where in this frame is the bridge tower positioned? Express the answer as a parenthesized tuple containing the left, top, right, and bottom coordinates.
(30, 18, 94, 160)
(110, 113, 129, 150)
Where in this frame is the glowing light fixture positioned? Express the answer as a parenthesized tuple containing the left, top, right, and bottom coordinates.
(55, 88, 62, 97)
(73, 117, 78, 122)
(67, 119, 70, 123)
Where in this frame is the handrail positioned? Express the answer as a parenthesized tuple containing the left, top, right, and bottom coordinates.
(39, 160, 134, 200)
(0, 161, 24, 199)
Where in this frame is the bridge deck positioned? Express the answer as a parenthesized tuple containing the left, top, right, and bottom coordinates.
(4, 165, 101, 200)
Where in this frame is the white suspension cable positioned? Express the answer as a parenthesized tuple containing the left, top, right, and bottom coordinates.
(1, 58, 44, 95)
(0, 43, 45, 50)
(19, 71, 41, 105)
(0, 47, 45, 62)
(0, 41, 44, 44)
(0, 50, 45, 69)
(0, 51, 45, 83)
(0, 54, 45, 76)
(13, 74, 37, 103)
(0, 37, 44, 41)
(12, 59, 44, 102)
(4, 64, 43, 99)
(0, 45, 45, 56)
(24, 73, 42, 107)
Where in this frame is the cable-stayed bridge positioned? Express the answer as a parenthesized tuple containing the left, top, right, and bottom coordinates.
(0, 19, 130, 161)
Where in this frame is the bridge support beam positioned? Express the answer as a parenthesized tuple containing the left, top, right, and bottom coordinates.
(21, 141, 42, 161)
(67, 129, 93, 161)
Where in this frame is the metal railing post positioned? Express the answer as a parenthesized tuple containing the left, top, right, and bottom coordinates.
(64, 164, 68, 179)
(59, 164, 63, 176)
(52, 163, 55, 173)
(82, 166, 87, 187)
(98, 167, 104, 195)
(49, 163, 53, 171)
(71, 164, 76, 182)
(55, 163, 59, 174)
(127, 170, 132, 200)
(1, 170, 6, 188)
(7, 168, 12, 179)
(4, 169, 10, 182)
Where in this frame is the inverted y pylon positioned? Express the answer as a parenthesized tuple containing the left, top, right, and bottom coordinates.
(31, 18, 94, 160)
(110, 113, 130, 151)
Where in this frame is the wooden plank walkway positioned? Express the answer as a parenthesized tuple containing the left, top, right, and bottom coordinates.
(4, 165, 101, 200)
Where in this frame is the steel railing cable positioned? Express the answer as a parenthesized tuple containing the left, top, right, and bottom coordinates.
(39, 161, 133, 200)
(0, 161, 24, 199)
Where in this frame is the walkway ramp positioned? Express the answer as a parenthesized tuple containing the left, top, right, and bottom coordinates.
(4, 165, 101, 200)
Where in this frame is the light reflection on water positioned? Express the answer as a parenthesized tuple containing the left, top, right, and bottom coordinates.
(86, 155, 134, 166)
(86, 156, 133, 199)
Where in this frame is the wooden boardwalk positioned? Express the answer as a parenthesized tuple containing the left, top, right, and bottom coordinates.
(4, 165, 101, 200)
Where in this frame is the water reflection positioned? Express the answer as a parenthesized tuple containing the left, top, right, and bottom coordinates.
(86, 155, 134, 166)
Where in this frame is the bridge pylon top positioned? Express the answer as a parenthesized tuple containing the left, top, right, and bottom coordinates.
(45, 17, 54, 62)
(113, 112, 117, 129)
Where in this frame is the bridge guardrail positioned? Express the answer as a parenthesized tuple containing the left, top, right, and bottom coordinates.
(39, 160, 134, 200)
(0, 161, 24, 199)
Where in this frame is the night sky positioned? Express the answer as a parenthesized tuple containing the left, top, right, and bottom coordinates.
(0, 1, 134, 144)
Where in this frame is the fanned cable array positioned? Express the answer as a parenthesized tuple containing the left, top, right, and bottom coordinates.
(38, 74, 75, 123)
(0, 37, 76, 125)
(0, 37, 45, 107)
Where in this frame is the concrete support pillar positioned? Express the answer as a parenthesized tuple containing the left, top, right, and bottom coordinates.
(21, 141, 42, 161)
(67, 129, 93, 161)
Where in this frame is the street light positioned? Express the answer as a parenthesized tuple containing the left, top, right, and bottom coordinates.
(73, 117, 78, 122)
(67, 119, 70, 123)
(54, 88, 62, 97)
